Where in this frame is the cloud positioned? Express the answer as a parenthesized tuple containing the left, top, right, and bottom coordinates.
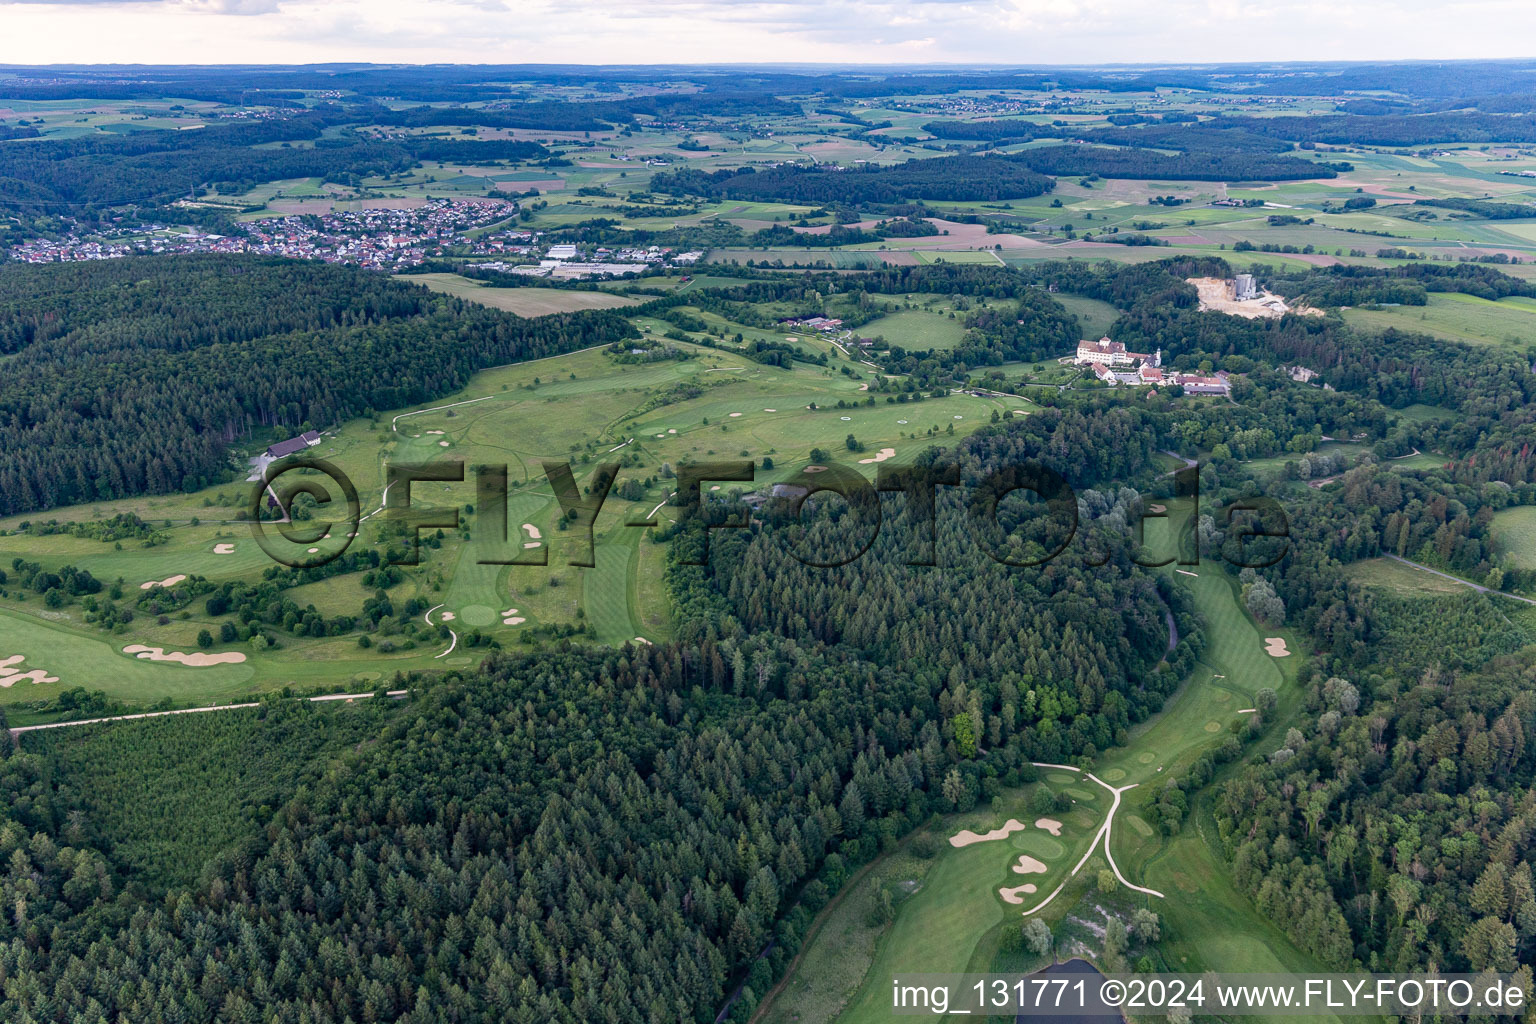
(2, 0, 283, 10)
(2, 0, 1536, 64)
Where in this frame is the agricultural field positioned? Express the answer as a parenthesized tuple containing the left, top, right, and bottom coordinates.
(400, 272, 641, 315)
(1347, 557, 1471, 596)
(1342, 292, 1536, 350)
(1491, 506, 1536, 570)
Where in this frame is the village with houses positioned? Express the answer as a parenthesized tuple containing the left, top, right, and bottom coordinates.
(5, 197, 698, 278)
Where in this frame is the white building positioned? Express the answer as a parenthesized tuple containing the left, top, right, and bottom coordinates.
(1075, 337, 1159, 369)
(1232, 274, 1257, 301)
(546, 244, 578, 260)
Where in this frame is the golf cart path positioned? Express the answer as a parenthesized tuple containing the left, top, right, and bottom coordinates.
(9, 690, 409, 742)
(1016, 762, 1165, 917)
(425, 603, 459, 658)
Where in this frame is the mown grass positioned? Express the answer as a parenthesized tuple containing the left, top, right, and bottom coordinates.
(859, 309, 970, 350)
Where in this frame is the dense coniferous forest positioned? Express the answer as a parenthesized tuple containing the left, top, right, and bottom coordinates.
(651, 155, 1055, 204)
(1214, 111, 1536, 145)
(0, 116, 419, 208)
(1011, 145, 1335, 182)
(0, 256, 635, 515)
(0, 414, 1209, 1022)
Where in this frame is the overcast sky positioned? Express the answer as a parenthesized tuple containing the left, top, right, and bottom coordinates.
(2, 0, 1535, 66)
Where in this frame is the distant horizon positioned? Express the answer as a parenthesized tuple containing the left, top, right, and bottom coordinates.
(4, 57, 1536, 70)
(3, 0, 1536, 68)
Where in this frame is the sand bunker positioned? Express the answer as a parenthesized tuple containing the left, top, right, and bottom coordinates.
(1035, 818, 1063, 836)
(857, 447, 897, 465)
(764, 408, 777, 412)
(949, 819, 1026, 848)
(1012, 855, 1049, 875)
(140, 575, 187, 590)
(426, 430, 445, 435)
(729, 412, 742, 418)
(213, 543, 235, 555)
(1264, 637, 1291, 657)
(668, 428, 677, 434)
(633, 636, 653, 645)
(999, 884, 1039, 904)
(522, 523, 542, 540)
(123, 644, 247, 667)
(438, 441, 450, 447)
(804, 465, 828, 474)
(501, 608, 525, 626)
(440, 611, 456, 622)
(840, 416, 851, 421)
(0, 654, 59, 687)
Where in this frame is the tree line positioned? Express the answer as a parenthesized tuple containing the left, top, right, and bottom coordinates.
(0, 256, 636, 516)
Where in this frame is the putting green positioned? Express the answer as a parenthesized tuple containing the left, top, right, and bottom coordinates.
(459, 605, 497, 627)
(1009, 832, 1066, 859)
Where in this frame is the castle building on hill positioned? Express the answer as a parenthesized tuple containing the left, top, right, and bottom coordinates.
(1074, 337, 1159, 368)
(1077, 337, 1229, 395)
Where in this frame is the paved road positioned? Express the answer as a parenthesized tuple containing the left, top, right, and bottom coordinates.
(1385, 554, 1536, 606)
(1160, 449, 1198, 477)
